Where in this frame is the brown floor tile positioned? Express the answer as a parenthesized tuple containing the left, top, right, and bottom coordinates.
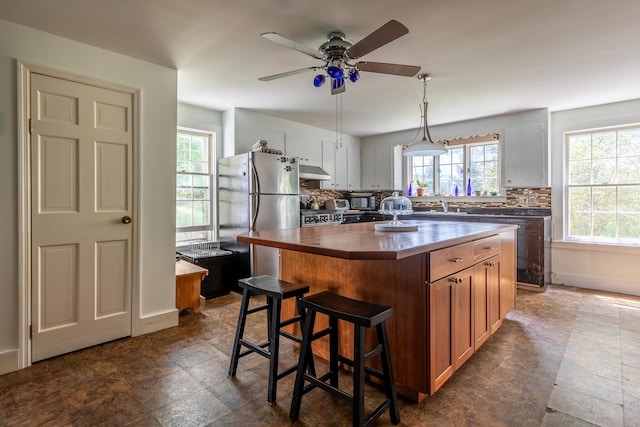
(2, 285, 640, 426)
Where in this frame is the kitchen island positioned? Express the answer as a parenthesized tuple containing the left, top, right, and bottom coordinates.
(238, 220, 518, 402)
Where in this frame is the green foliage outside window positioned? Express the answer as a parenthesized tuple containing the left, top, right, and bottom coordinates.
(566, 127, 640, 243)
(410, 141, 499, 196)
(176, 130, 213, 242)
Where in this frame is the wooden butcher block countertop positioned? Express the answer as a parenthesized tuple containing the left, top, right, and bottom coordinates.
(238, 220, 517, 260)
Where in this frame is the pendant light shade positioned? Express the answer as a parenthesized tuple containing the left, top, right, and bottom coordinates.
(402, 139, 448, 156)
(403, 74, 448, 156)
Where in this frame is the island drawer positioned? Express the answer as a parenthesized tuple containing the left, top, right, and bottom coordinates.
(428, 242, 475, 281)
(472, 235, 501, 262)
(428, 235, 501, 282)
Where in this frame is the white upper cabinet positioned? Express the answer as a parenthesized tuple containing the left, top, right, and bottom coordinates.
(347, 141, 361, 191)
(333, 142, 348, 190)
(361, 144, 402, 190)
(285, 132, 322, 166)
(322, 139, 360, 190)
(501, 123, 548, 188)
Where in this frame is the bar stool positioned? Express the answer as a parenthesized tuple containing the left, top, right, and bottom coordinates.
(289, 291, 400, 427)
(228, 275, 312, 404)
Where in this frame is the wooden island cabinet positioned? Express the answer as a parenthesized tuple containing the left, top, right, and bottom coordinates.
(238, 220, 517, 402)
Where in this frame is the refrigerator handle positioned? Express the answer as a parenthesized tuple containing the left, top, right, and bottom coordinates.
(251, 159, 261, 195)
(251, 193, 260, 229)
(250, 160, 261, 229)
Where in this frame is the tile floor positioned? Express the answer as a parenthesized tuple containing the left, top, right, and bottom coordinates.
(1, 284, 639, 426)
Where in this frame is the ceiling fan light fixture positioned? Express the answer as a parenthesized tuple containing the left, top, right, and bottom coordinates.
(332, 77, 345, 90)
(403, 73, 448, 157)
(259, 21, 420, 94)
(327, 65, 344, 80)
(313, 74, 326, 87)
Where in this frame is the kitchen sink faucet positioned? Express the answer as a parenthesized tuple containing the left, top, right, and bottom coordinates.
(440, 197, 449, 213)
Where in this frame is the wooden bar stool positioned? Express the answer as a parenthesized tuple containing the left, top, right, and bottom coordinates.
(228, 275, 311, 404)
(289, 291, 400, 427)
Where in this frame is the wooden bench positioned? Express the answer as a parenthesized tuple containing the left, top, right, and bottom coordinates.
(175, 260, 208, 313)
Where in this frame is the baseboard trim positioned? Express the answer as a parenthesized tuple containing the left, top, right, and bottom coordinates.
(136, 309, 179, 336)
(552, 273, 640, 297)
(0, 349, 19, 376)
(517, 282, 547, 292)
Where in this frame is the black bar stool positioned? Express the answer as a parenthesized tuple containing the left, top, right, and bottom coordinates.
(289, 291, 400, 427)
(228, 275, 312, 404)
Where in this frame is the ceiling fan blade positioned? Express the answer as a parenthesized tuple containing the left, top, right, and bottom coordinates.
(261, 32, 323, 60)
(258, 67, 319, 81)
(346, 20, 409, 59)
(356, 61, 421, 77)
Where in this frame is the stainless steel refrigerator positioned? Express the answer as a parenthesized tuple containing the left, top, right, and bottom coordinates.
(218, 152, 300, 278)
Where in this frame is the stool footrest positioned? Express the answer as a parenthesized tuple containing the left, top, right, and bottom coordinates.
(275, 363, 299, 380)
(337, 354, 386, 381)
(304, 373, 352, 403)
(279, 330, 302, 344)
(279, 314, 303, 328)
(246, 303, 269, 315)
(364, 400, 393, 427)
(238, 339, 271, 359)
(311, 326, 332, 341)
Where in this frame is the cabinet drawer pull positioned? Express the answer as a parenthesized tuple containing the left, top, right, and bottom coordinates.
(485, 261, 496, 267)
(451, 257, 464, 263)
(485, 246, 497, 250)
(449, 277, 463, 284)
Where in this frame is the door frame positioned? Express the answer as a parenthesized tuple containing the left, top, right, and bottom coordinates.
(16, 62, 141, 368)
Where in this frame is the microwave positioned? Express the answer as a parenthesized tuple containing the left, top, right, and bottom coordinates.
(347, 193, 376, 211)
(325, 199, 350, 211)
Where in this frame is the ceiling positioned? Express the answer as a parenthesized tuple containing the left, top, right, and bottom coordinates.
(3, 0, 640, 137)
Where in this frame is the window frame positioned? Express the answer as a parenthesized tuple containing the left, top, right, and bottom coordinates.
(176, 127, 216, 245)
(564, 124, 640, 245)
(407, 134, 501, 196)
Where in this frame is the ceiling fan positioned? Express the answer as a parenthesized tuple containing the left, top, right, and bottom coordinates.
(259, 20, 421, 94)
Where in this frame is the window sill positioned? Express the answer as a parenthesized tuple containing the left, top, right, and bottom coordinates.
(553, 240, 640, 255)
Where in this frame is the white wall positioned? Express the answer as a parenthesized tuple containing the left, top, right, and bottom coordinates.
(178, 103, 223, 160)
(550, 99, 640, 296)
(0, 19, 179, 374)
(362, 108, 548, 146)
(225, 107, 359, 155)
(362, 108, 549, 194)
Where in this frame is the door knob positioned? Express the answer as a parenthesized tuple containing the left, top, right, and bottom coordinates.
(122, 216, 132, 224)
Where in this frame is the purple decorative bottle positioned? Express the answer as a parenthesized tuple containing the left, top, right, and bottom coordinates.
(466, 178, 472, 196)
(454, 185, 459, 196)
(408, 180, 413, 197)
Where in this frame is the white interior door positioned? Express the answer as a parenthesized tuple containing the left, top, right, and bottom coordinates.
(30, 73, 133, 362)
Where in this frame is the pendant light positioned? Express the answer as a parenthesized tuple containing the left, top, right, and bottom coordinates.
(403, 74, 448, 156)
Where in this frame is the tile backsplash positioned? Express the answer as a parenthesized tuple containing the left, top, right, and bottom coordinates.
(300, 183, 551, 210)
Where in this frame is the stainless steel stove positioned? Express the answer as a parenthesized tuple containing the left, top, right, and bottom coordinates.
(300, 209, 344, 227)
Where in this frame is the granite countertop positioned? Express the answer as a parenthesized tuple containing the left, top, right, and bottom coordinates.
(413, 208, 551, 218)
(341, 208, 551, 218)
(238, 220, 517, 261)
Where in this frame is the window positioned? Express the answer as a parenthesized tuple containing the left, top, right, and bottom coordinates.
(566, 125, 640, 244)
(409, 136, 499, 196)
(409, 155, 434, 191)
(176, 129, 215, 245)
(438, 146, 464, 195)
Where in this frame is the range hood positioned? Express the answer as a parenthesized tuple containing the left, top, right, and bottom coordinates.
(299, 165, 331, 181)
